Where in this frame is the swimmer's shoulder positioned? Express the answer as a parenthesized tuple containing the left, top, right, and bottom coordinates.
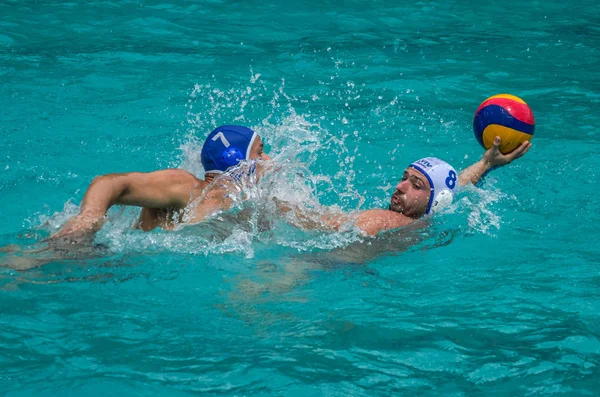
(356, 209, 414, 236)
(147, 169, 207, 190)
(141, 169, 209, 204)
(149, 168, 204, 184)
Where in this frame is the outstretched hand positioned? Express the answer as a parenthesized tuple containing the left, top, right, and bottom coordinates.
(458, 136, 532, 187)
(483, 136, 532, 168)
(46, 213, 104, 247)
(1, 216, 101, 270)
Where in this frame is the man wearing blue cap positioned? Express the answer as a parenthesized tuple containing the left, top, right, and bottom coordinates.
(51, 125, 270, 243)
(277, 136, 531, 236)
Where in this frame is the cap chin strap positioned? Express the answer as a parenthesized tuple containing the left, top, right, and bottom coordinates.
(206, 159, 258, 181)
(246, 132, 257, 160)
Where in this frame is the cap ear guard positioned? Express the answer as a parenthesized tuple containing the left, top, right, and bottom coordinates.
(430, 189, 453, 213)
(219, 147, 244, 169)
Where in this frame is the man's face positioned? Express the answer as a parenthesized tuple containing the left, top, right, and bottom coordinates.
(248, 136, 271, 178)
(248, 136, 270, 162)
(389, 167, 431, 218)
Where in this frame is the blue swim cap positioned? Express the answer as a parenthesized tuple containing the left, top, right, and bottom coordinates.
(201, 125, 257, 174)
(409, 157, 458, 214)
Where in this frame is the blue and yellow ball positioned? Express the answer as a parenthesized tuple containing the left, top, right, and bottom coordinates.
(473, 94, 535, 154)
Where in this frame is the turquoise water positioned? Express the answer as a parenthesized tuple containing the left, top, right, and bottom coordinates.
(1, 0, 600, 395)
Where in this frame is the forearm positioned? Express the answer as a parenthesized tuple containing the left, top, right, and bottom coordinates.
(295, 210, 350, 231)
(459, 137, 532, 187)
(78, 175, 127, 217)
(275, 198, 350, 232)
(458, 159, 494, 186)
(52, 175, 126, 239)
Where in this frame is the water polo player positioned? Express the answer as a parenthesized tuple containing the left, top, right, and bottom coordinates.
(51, 125, 271, 243)
(276, 135, 531, 236)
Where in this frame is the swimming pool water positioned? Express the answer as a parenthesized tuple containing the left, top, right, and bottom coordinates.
(1, 0, 600, 395)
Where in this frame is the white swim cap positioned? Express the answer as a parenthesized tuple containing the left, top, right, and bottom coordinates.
(409, 157, 458, 214)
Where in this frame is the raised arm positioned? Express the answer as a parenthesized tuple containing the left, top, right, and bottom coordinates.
(458, 136, 531, 186)
(51, 169, 200, 242)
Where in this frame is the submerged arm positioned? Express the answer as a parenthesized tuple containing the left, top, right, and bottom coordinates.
(275, 199, 412, 236)
(458, 136, 531, 186)
(274, 198, 353, 232)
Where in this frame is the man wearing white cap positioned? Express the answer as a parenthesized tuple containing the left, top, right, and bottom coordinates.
(277, 136, 531, 236)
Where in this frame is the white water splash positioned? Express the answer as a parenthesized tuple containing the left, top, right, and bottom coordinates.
(456, 182, 508, 235)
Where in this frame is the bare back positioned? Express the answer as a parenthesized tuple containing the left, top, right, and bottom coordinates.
(134, 171, 236, 232)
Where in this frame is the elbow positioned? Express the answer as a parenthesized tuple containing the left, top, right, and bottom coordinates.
(86, 174, 128, 205)
(89, 174, 116, 187)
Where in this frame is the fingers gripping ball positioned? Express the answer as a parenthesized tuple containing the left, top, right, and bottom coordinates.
(473, 94, 535, 154)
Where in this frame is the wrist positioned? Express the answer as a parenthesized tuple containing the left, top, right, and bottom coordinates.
(476, 160, 499, 185)
(80, 205, 108, 219)
(479, 158, 493, 171)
